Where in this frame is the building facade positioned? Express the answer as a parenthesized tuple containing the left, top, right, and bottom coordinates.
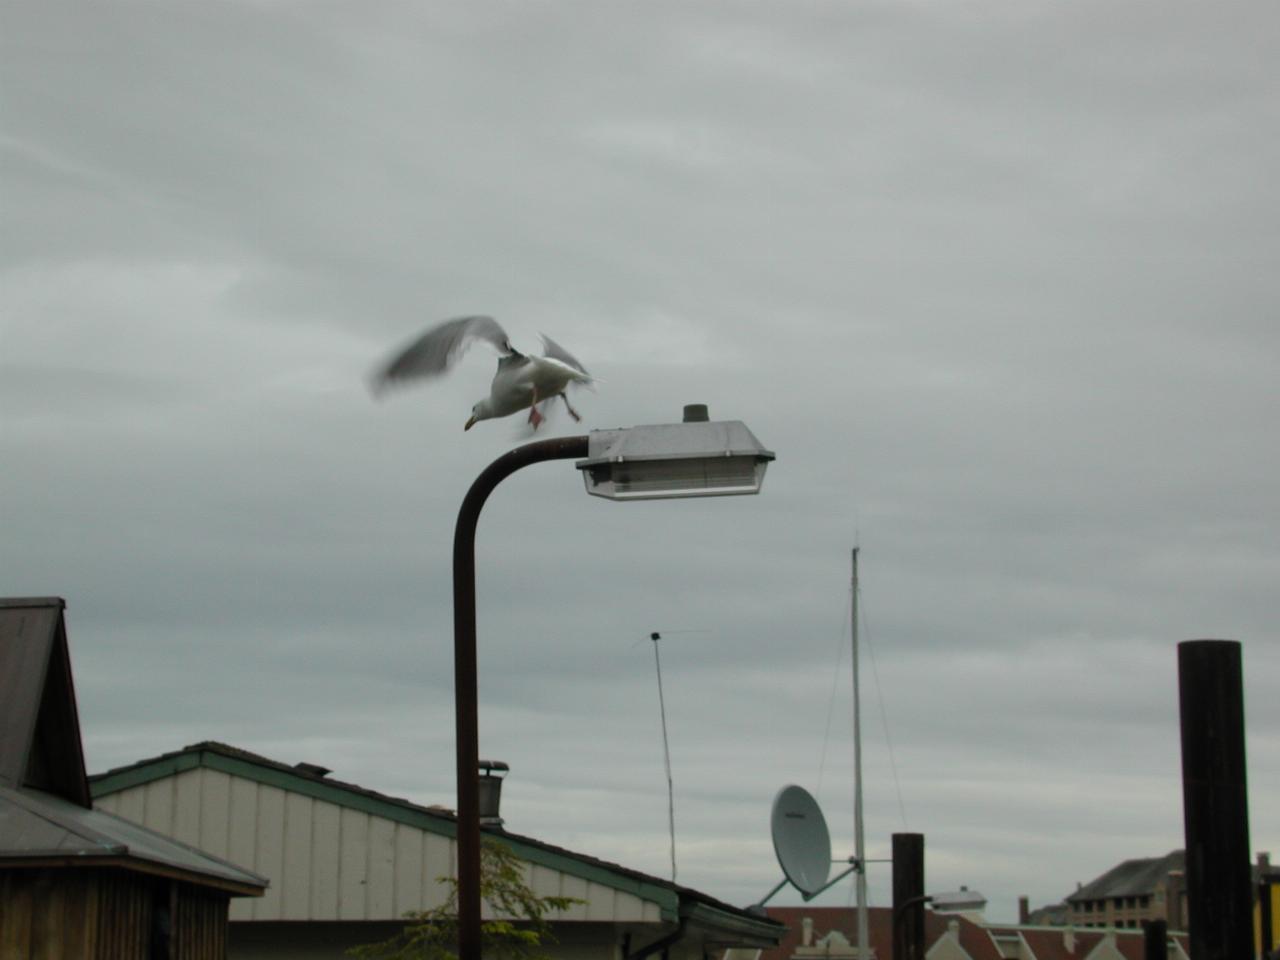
(1066, 851, 1186, 931)
(91, 741, 784, 960)
(756, 907, 1191, 960)
(1, 598, 265, 960)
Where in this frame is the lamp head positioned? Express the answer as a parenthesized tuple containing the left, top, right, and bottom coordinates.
(575, 406, 774, 501)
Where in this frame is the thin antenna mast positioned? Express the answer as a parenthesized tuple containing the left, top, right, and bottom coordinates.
(851, 549, 869, 960)
(651, 631, 677, 882)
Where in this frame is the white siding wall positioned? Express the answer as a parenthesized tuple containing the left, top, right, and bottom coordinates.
(95, 769, 663, 924)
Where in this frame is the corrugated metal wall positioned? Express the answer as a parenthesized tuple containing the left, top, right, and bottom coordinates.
(96, 767, 663, 925)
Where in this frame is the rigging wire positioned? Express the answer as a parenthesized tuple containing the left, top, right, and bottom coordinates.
(858, 591, 910, 829)
(816, 586, 853, 798)
(815, 573, 911, 836)
(650, 631, 678, 882)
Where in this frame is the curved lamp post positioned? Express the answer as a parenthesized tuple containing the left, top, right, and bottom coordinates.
(452, 406, 773, 960)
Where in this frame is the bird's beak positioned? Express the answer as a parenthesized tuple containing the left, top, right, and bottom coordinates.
(464, 416, 477, 431)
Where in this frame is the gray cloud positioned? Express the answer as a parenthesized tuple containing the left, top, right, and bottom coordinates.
(4, 0, 1277, 922)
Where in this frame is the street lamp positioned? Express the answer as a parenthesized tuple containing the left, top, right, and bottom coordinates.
(452, 405, 774, 960)
(576, 404, 774, 500)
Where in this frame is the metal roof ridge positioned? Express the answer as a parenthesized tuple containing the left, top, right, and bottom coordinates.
(0, 597, 66, 609)
(1, 784, 127, 853)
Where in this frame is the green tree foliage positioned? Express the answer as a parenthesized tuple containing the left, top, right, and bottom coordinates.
(349, 838, 581, 960)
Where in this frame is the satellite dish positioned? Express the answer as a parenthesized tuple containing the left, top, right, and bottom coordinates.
(770, 784, 832, 897)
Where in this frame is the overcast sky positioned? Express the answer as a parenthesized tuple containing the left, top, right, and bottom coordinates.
(3, 1, 1277, 921)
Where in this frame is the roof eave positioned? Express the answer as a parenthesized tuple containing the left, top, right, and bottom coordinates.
(0, 853, 266, 897)
(681, 899, 787, 949)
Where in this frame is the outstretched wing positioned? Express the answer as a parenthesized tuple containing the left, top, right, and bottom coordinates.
(539, 333, 590, 377)
(372, 316, 516, 394)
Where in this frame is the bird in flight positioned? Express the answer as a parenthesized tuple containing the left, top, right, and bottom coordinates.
(371, 315, 594, 431)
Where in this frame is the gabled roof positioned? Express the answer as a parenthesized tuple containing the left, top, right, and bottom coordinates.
(91, 740, 783, 944)
(1019, 928, 1111, 960)
(0, 597, 89, 806)
(0, 597, 266, 897)
(1067, 851, 1184, 901)
(761, 906, 1004, 960)
(982, 925, 1191, 960)
(0, 783, 266, 895)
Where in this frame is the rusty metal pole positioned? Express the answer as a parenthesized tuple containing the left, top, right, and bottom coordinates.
(1177, 639, 1251, 960)
(453, 436, 589, 960)
(892, 833, 926, 960)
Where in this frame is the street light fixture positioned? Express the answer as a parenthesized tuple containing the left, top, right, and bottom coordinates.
(576, 404, 775, 500)
(452, 406, 774, 960)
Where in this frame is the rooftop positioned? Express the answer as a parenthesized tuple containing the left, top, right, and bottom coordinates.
(0, 596, 266, 896)
(1068, 851, 1184, 902)
(92, 739, 783, 939)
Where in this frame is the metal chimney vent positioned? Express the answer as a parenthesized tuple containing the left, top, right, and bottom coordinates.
(478, 760, 509, 828)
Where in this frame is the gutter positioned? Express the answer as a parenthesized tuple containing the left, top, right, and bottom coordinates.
(626, 919, 689, 960)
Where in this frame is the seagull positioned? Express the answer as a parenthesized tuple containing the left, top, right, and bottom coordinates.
(371, 315, 594, 431)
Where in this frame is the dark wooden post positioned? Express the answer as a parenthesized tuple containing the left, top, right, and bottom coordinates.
(1178, 639, 1251, 960)
(1143, 918, 1167, 960)
(1261, 870, 1276, 959)
(893, 833, 926, 960)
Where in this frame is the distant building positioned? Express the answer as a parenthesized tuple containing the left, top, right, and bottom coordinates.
(1023, 899, 1070, 927)
(756, 907, 1191, 960)
(1065, 851, 1186, 930)
(1258, 852, 1280, 957)
(762, 906, 1003, 960)
(932, 886, 988, 923)
(91, 740, 784, 960)
(0, 597, 266, 960)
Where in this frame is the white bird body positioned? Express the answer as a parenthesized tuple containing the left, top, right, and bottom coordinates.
(372, 316, 593, 431)
(477, 353, 592, 422)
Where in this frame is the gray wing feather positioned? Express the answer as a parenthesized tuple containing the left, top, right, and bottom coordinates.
(539, 333, 590, 376)
(373, 316, 513, 392)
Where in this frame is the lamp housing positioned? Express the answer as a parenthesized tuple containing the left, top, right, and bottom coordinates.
(576, 410, 774, 501)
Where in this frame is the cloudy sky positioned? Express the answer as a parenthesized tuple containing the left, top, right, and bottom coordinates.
(4, 1, 1277, 921)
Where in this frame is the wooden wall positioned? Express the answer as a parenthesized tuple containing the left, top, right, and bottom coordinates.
(1, 869, 102, 959)
(0, 867, 230, 960)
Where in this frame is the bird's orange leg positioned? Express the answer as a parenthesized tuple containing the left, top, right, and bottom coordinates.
(528, 387, 544, 429)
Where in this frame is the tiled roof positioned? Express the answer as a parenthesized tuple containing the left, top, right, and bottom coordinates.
(757, 911, 1194, 960)
(1006, 925, 1190, 960)
(762, 906, 1003, 960)
(1067, 851, 1183, 901)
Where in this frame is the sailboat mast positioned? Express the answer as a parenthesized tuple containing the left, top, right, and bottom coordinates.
(851, 547, 870, 959)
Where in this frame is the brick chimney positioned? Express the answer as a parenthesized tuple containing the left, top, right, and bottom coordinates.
(1019, 896, 1030, 924)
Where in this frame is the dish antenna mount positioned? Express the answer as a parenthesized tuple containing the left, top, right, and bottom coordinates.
(751, 785, 860, 910)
